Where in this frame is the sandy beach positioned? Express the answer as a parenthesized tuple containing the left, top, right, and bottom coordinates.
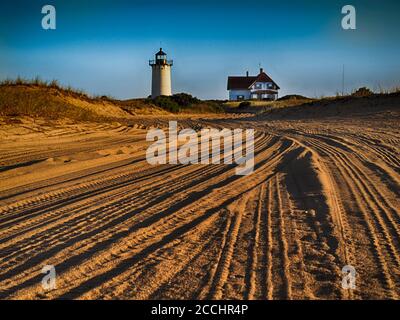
(0, 95, 399, 300)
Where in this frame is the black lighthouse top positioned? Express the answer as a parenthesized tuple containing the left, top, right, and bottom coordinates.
(149, 48, 173, 66)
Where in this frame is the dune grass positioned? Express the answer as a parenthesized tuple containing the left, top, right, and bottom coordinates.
(0, 83, 108, 121)
(0, 78, 225, 120)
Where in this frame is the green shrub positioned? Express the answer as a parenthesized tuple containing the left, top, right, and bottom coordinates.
(352, 87, 373, 97)
(149, 93, 224, 114)
(238, 101, 251, 108)
(171, 93, 200, 107)
(152, 95, 180, 112)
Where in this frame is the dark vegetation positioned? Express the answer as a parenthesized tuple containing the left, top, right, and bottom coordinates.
(238, 101, 251, 108)
(351, 87, 374, 97)
(148, 93, 224, 113)
(278, 94, 311, 101)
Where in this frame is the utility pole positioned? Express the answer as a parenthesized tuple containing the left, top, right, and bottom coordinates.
(342, 64, 345, 96)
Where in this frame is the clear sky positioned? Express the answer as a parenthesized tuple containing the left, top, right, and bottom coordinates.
(0, 0, 399, 99)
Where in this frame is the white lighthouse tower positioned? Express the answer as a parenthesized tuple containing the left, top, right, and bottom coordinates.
(149, 48, 173, 98)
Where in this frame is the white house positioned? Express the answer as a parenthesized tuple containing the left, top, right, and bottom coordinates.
(227, 68, 280, 101)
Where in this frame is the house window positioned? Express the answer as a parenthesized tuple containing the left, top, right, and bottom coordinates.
(267, 83, 273, 89)
(255, 83, 262, 89)
(237, 95, 244, 100)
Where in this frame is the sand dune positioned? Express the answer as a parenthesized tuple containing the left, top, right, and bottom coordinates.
(0, 100, 399, 299)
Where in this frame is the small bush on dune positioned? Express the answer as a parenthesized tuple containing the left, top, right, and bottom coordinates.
(238, 101, 251, 108)
(151, 95, 180, 112)
(278, 94, 310, 101)
(171, 93, 200, 106)
(352, 87, 373, 97)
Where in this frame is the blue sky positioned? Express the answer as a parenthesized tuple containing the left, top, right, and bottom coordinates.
(0, 0, 399, 99)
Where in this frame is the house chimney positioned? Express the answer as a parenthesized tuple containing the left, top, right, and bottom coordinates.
(246, 71, 249, 77)
(260, 67, 263, 74)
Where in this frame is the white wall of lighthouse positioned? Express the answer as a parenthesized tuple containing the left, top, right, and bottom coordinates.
(149, 48, 173, 98)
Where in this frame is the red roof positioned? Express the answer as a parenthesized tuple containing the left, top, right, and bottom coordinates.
(227, 71, 280, 90)
(227, 76, 257, 90)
